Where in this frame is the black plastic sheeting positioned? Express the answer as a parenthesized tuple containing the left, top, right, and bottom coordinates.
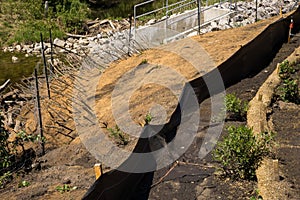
(82, 7, 300, 200)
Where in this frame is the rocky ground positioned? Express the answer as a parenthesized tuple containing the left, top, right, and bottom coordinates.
(1, 0, 297, 63)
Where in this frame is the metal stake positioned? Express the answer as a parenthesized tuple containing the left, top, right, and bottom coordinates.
(197, 0, 201, 35)
(49, 29, 54, 75)
(35, 68, 45, 155)
(40, 33, 51, 99)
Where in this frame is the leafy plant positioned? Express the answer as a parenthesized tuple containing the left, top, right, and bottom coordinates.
(56, 184, 77, 193)
(278, 60, 295, 79)
(0, 0, 89, 45)
(224, 93, 248, 121)
(213, 125, 274, 180)
(107, 125, 129, 146)
(55, 0, 90, 33)
(277, 78, 299, 103)
(275, 60, 299, 104)
(0, 113, 11, 171)
(144, 113, 152, 125)
(0, 171, 12, 188)
(0, 113, 45, 188)
(249, 188, 263, 200)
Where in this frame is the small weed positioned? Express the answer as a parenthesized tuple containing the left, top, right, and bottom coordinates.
(107, 125, 129, 146)
(249, 188, 263, 200)
(140, 59, 148, 65)
(144, 113, 152, 125)
(213, 125, 274, 180)
(56, 184, 77, 193)
(224, 93, 248, 121)
(18, 180, 30, 188)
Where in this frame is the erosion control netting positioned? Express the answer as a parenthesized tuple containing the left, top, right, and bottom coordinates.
(82, 7, 300, 200)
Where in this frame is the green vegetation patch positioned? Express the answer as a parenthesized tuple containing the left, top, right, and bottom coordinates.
(213, 125, 274, 180)
(0, 0, 90, 45)
(275, 60, 300, 104)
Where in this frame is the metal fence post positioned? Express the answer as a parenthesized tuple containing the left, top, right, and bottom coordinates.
(49, 29, 54, 75)
(197, 0, 201, 35)
(34, 68, 45, 155)
(40, 33, 51, 99)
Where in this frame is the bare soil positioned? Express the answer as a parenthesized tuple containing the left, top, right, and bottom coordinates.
(0, 14, 299, 200)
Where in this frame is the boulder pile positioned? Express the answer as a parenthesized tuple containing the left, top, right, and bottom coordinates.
(1, 0, 298, 59)
(201, 0, 297, 33)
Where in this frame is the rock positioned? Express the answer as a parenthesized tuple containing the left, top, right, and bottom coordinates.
(66, 37, 75, 43)
(73, 43, 80, 49)
(71, 49, 78, 54)
(15, 45, 22, 51)
(146, 19, 156, 25)
(65, 42, 73, 48)
(26, 48, 33, 54)
(34, 43, 42, 52)
(219, 17, 229, 26)
(23, 45, 31, 52)
(12, 56, 19, 63)
(78, 38, 89, 45)
(25, 54, 29, 57)
(187, 31, 197, 37)
(53, 38, 66, 47)
(211, 21, 218, 28)
(8, 47, 14, 52)
(269, 11, 278, 17)
(233, 14, 244, 22)
(88, 36, 96, 41)
(59, 49, 66, 53)
(44, 48, 51, 55)
(43, 42, 50, 49)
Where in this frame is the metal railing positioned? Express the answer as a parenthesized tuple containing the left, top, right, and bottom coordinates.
(133, 0, 236, 43)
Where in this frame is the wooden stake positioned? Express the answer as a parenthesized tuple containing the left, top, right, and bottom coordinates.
(288, 19, 294, 43)
(280, 7, 282, 18)
(94, 163, 103, 179)
(272, 159, 279, 181)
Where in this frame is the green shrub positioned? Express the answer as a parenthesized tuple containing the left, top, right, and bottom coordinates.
(55, 0, 90, 33)
(8, 20, 65, 45)
(277, 78, 299, 104)
(224, 94, 248, 121)
(276, 60, 299, 104)
(0, 113, 45, 188)
(0, 171, 12, 189)
(213, 125, 274, 180)
(1, 0, 89, 45)
(278, 60, 295, 80)
(0, 114, 11, 171)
